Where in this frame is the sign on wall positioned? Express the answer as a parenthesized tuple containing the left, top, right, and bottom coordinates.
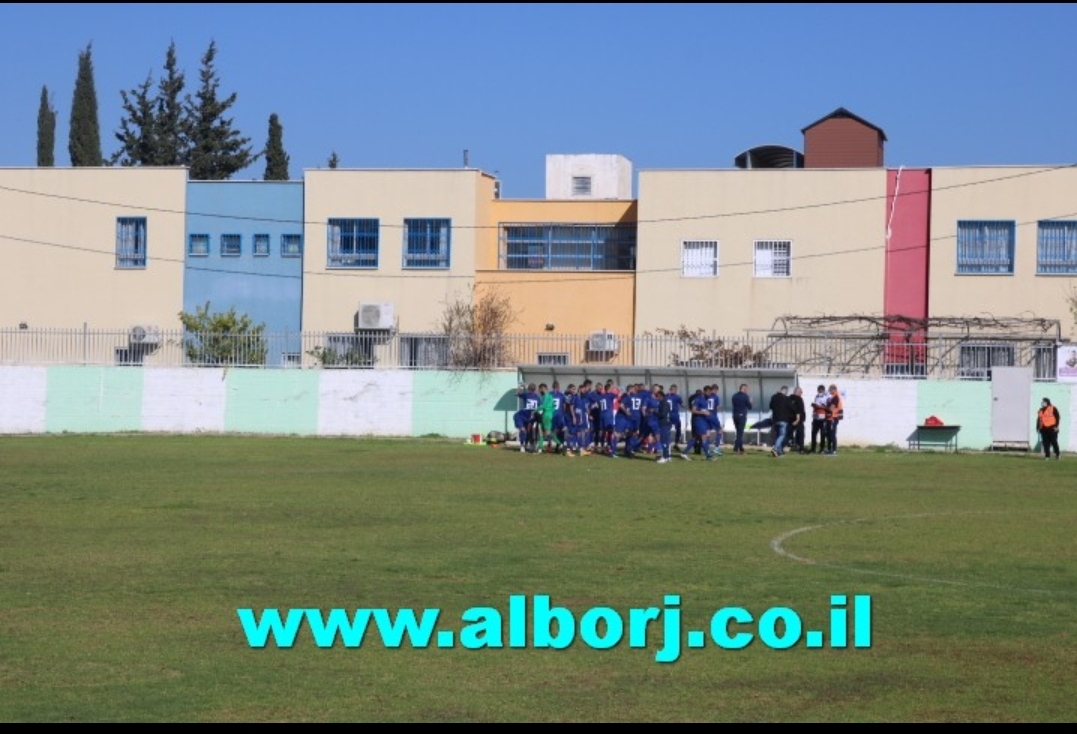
(1058, 344, 1077, 382)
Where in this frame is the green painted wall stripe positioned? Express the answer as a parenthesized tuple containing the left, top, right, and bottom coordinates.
(916, 380, 993, 450)
(45, 366, 144, 433)
(223, 370, 320, 435)
(411, 372, 519, 437)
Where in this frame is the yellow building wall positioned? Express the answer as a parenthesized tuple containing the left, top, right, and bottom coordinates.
(929, 166, 1077, 340)
(0, 167, 188, 330)
(476, 199, 637, 337)
(302, 169, 495, 333)
(635, 169, 887, 336)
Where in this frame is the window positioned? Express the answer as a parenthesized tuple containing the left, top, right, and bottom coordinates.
(281, 234, 302, 258)
(253, 234, 270, 257)
(956, 220, 1014, 274)
(281, 352, 302, 368)
(1033, 344, 1057, 381)
(319, 334, 376, 368)
(500, 223, 636, 270)
(682, 240, 719, 277)
(958, 343, 1015, 380)
(754, 240, 791, 278)
(328, 219, 379, 268)
(400, 335, 449, 368)
(188, 234, 209, 257)
(572, 176, 593, 196)
(1037, 220, 1077, 274)
(221, 234, 241, 257)
(403, 218, 451, 269)
(537, 353, 569, 366)
(114, 346, 145, 365)
(116, 217, 147, 268)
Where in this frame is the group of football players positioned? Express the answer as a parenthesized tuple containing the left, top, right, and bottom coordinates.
(511, 380, 726, 462)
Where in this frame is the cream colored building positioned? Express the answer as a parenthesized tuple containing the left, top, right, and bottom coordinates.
(301, 168, 497, 334)
(928, 166, 1077, 341)
(635, 168, 888, 337)
(0, 167, 188, 330)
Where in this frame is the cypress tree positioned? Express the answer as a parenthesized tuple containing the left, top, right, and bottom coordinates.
(328, 151, 339, 169)
(37, 86, 56, 167)
(263, 113, 290, 180)
(156, 41, 187, 166)
(185, 40, 257, 180)
(111, 73, 157, 166)
(69, 43, 104, 166)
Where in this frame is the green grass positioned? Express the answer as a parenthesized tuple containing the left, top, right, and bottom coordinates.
(2, 436, 1075, 721)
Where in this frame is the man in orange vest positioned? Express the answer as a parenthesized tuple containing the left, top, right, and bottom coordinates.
(1036, 397, 1061, 460)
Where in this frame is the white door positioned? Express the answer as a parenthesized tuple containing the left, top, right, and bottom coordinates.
(991, 366, 1032, 447)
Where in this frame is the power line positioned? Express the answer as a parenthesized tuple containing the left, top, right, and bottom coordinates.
(1, 162, 1075, 229)
(3, 206, 1076, 285)
(0, 162, 1072, 281)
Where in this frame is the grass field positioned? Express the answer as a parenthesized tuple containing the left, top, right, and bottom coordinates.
(2, 435, 1076, 722)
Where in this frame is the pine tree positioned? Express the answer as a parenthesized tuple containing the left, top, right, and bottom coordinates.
(155, 41, 187, 166)
(111, 73, 158, 166)
(328, 151, 339, 169)
(263, 113, 290, 180)
(184, 41, 257, 180)
(36, 86, 56, 167)
(69, 43, 104, 166)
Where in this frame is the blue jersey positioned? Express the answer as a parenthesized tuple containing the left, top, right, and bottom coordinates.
(691, 394, 710, 417)
(691, 394, 711, 432)
(668, 393, 683, 420)
(596, 393, 616, 428)
(519, 391, 539, 414)
(642, 393, 660, 432)
(642, 393, 660, 419)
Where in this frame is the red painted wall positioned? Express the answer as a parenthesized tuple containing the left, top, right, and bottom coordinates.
(884, 168, 931, 368)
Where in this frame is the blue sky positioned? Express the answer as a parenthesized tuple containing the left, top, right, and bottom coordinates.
(1, 3, 1074, 198)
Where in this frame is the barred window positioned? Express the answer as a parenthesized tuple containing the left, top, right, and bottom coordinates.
(1036, 220, 1077, 275)
(403, 219, 451, 269)
(754, 240, 791, 278)
(116, 217, 147, 268)
(327, 219, 379, 268)
(681, 240, 719, 277)
(956, 221, 1014, 274)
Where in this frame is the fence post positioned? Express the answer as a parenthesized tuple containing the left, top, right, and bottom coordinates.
(83, 322, 88, 365)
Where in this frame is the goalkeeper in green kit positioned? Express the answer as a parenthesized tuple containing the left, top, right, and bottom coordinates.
(536, 383, 564, 454)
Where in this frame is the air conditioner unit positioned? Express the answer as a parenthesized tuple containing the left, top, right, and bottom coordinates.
(129, 324, 161, 346)
(357, 302, 395, 331)
(588, 330, 619, 354)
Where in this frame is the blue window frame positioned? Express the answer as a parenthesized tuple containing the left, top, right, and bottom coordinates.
(1037, 220, 1077, 275)
(116, 217, 147, 268)
(253, 234, 270, 257)
(956, 220, 1015, 274)
(221, 234, 241, 257)
(281, 233, 303, 258)
(327, 219, 379, 268)
(499, 223, 636, 271)
(403, 218, 451, 269)
(188, 233, 210, 257)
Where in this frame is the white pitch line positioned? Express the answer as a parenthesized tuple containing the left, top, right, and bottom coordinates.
(770, 512, 1070, 595)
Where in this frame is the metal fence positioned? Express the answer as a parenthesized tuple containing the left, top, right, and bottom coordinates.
(0, 326, 1061, 380)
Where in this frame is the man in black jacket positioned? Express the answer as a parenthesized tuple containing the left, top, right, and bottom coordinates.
(789, 386, 807, 454)
(769, 386, 793, 457)
(731, 383, 752, 455)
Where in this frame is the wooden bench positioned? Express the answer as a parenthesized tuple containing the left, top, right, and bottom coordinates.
(909, 424, 961, 453)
